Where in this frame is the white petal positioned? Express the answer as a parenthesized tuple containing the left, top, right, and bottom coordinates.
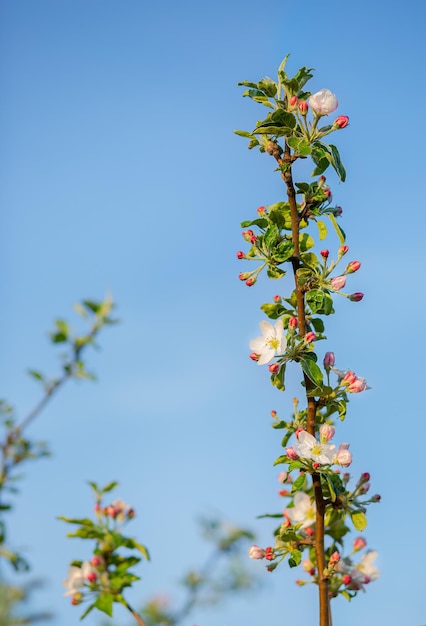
(249, 336, 266, 351)
(257, 349, 274, 365)
(259, 320, 274, 337)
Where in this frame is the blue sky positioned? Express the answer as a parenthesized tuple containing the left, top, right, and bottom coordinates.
(1, 0, 426, 625)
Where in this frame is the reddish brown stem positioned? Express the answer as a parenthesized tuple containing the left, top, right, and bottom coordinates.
(122, 599, 148, 626)
(277, 144, 330, 626)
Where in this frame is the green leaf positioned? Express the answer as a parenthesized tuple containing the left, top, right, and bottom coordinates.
(27, 369, 44, 381)
(273, 455, 288, 466)
(271, 363, 286, 392)
(351, 511, 367, 531)
(316, 220, 327, 240)
(292, 473, 306, 492)
(329, 144, 346, 182)
(264, 224, 280, 249)
(242, 89, 274, 108)
(269, 202, 292, 230)
(311, 318, 325, 333)
(274, 239, 294, 263)
(240, 218, 268, 229)
(299, 233, 314, 252)
(80, 603, 95, 620)
(234, 130, 254, 138)
(287, 136, 311, 156)
(260, 303, 288, 319)
(288, 549, 302, 568)
(121, 537, 150, 560)
(237, 81, 260, 89)
(258, 78, 278, 97)
(306, 289, 324, 313)
(254, 110, 296, 135)
(325, 475, 336, 502)
(300, 358, 323, 387)
(267, 265, 286, 279)
(95, 593, 114, 617)
(83, 300, 102, 314)
(58, 516, 95, 527)
(101, 481, 119, 494)
(328, 214, 346, 245)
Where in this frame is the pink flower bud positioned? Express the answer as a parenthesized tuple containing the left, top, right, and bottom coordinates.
(309, 89, 338, 116)
(358, 482, 370, 494)
(371, 494, 381, 502)
(270, 409, 277, 418)
(302, 558, 315, 573)
(90, 556, 103, 568)
(345, 260, 361, 274)
(245, 277, 256, 287)
(342, 574, 352, 586)
(335, 445, 352, 468)
(257, 205, 266, 215)
(278, 471, 288, 483)
(289, 95, 298, 108)
(349, 292, 364, 302)
(319, 423, 335, 443)
(273, 295, 281, 303)
(348, 378, 367, 393)
(338, 245, 349, 256)
(248, 545, 265, 559)
(320, 249, 329, 259)
(353, 537, 367, 552)
(312, 462, 320, 469)
(323, 186, 332, 199)
(86, 571, 97, 583)
(342, 371, 357, 385)
(298, 100, 309, 115)
(329, 551, 340, 567)
(279, 488, 290, 497)
(342, 472, 350, 483)
(71, 592, 83, 605)
(249, 352, 260, 361)
(323, 352, 335, 368)
(295, 427, 304, 440)
(330, 275, 346, 291)
(288, 317, 298, 329)
(286, 446, 298, 460)
(335, 205, 343, 216)
(236, 250, 245, 259)
(361, 472, 370, 482)
(304, 331, 316, 343)
(305, 527, 314, 537)
(268, 363, 279, 374)
(264, 547, 275, 561)
(242, 229, 254, 241)
(94, 503, 102, 513)
(334, 115, 349, 128)
(239, 272, 250, 281)
(249, 235, 257, 244)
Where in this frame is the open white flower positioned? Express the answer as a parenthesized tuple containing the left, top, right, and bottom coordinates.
(249, 319, 286, 365)
(286, 492, 316, 529)
(358, 550, 379, 582)
(62, 561, 92, 596)
(293, 431, 335, 465)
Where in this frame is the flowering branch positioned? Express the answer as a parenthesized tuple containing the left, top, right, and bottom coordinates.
(0, 296, 116, 575)
(235, 55, 380, 626)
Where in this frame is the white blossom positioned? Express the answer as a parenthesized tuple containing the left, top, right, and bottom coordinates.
(249, 319, 286, 365)
(286, 492, 316, 529)
(293, 431, 335, 465)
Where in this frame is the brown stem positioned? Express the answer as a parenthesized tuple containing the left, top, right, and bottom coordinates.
(122, 599, 148, 626)
(276, 144, 330, 626)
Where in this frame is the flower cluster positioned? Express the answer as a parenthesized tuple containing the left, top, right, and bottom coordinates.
(60, 483, 149, 618)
